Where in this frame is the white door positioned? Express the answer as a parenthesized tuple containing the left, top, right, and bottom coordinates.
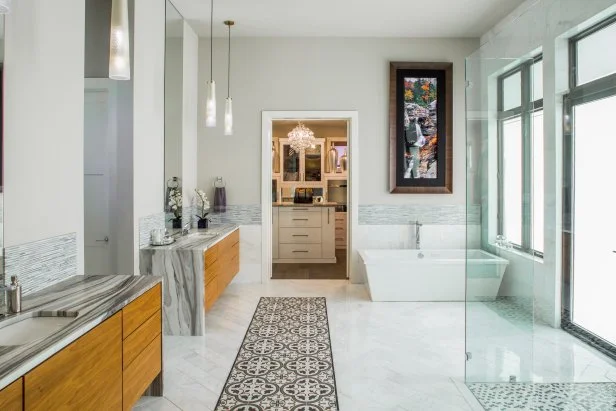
(572, 95, 616, 346)
(84, 89, 113, 275)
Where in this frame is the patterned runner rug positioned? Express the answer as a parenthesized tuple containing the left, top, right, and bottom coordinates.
(215, 297, 339, 411)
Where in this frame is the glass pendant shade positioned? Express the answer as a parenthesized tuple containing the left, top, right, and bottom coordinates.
(109, 0, 131, 80)
(0, 0, 12, 14)
(224, 98, 233, 135)
(205, 81, 217, 127)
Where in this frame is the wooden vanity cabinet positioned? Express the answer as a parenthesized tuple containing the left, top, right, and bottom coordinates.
(7, 283, 162, 411)
(25, 312, 123, 411)
(204, 229, 240, 310)
(0, 378, 23, 411)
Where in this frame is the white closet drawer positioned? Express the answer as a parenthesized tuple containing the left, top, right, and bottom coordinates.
(279, 227, 322, 244)
(279, 211, 322, 228)
(279, 244, 322, 259)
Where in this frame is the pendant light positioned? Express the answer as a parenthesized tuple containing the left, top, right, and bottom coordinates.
(205, 0, 217, 127)
(224, 20, 234, 136)
(0, 0, 12, 14)
(109, 0, 131, 80)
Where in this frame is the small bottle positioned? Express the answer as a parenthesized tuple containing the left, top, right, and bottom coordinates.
(7, 276, 22, 314)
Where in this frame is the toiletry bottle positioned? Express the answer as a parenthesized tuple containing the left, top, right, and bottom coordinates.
(7, 276, 22, 313)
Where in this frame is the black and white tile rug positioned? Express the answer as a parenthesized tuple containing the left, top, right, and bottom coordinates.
(215, 297, 339, 411)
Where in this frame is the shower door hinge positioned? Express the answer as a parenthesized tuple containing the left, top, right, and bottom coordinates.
(465, 352, 472, 361)
(465, 80, 473, 89)
(509, 375, 517, 383)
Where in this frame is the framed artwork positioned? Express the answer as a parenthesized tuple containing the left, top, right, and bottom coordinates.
(389, 62, 453, 193)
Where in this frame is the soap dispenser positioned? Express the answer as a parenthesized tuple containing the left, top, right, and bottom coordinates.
(7, 275, 22, 313)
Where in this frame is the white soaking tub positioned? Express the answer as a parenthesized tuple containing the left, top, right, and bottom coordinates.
(358, 249, 509, 302)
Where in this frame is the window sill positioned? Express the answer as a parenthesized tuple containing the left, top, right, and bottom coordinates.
(490, 244, 544, 264)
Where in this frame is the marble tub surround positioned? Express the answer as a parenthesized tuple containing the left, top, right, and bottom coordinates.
(0, 274, 162, 391)
(140, 224, 239, 336)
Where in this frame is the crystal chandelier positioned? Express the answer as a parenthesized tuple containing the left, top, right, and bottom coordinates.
(288, 122, 316, 154)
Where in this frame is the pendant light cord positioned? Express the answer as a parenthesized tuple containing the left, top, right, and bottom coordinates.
(210, 0, 214, 82)
(227, 24, 231, 98)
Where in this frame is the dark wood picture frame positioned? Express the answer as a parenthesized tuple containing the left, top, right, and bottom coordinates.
(389, 62, 453, 194)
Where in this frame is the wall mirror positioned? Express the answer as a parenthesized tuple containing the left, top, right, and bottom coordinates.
(164, 0, 184, 227)
(0, 14, 5, 277)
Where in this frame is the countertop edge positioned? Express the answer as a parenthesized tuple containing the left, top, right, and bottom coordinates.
(140, 224, 239, 252)
(0, 276, 162, 391)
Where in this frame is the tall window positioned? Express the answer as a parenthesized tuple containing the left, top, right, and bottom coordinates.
(497, 56, 544, 255)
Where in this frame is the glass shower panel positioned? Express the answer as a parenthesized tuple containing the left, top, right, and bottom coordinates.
(465, 55, 535, 383)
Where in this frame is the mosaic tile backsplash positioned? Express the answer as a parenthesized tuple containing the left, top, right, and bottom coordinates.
(209, 205, 262, 226)
(138, 212, 166, 248)
(4, 233, 77, 296)
(359, 204, 479, 225)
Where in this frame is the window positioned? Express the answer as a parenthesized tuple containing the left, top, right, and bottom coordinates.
(497, 56, 543, 256)
(563, 15, 616, 354)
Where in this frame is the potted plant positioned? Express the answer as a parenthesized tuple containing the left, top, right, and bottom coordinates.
(168, 188, 183, 228)
(195, 189, 211, 229)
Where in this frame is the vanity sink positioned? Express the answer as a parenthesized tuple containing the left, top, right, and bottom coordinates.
(185, 231, 219, 240)
(0, 311, 79, 346)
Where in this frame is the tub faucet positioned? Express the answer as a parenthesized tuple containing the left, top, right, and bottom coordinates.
(414, 220, 423, 250)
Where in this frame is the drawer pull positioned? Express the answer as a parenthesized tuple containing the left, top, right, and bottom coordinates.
(293, 218, 309, 221)
(336, 227, 343, 230)
(292, 208, 309, 211)
(293, 250, 309, 253)
(292, 234, 309, 237)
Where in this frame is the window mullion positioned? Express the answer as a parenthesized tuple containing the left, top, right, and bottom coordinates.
(521, 62, 533, 251)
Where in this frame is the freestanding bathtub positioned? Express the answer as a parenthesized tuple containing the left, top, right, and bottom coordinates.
(358, 249, 509, 302)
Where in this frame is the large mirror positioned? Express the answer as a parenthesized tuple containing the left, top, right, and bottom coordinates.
(164, 1, 183, 227)
(0, 15, 5, 277)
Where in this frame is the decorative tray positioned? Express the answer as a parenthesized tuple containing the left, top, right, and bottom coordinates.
(151, 237, 175, 246)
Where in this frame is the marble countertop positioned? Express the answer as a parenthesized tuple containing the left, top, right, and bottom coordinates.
(140, 224, 239, 252)
(273, 202, 337, 207)
(0, 275, 161, 390)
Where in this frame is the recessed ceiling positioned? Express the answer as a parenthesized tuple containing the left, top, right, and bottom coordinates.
(170, 0, 525, 38)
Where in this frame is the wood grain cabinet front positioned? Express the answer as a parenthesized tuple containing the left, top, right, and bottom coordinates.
(0, 378, 23, 411)
(24, 312, 123, 411)
(204, 228, 240, 310)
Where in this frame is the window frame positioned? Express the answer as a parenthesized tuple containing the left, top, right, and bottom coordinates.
(496, 55, 544, 258)
(562, 15, 616, 360)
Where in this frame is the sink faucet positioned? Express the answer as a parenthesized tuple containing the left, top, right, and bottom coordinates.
(414, 220, 422, 250)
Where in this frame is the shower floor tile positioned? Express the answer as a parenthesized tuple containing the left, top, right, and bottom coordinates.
(467, 382, 616, 410)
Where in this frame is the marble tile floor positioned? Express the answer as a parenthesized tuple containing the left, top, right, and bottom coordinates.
(135, 280, 482, 410)
(134, 281, 616, 410)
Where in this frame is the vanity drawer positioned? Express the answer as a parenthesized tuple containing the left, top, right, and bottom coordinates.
(123, 284, 161, 338)
(205, 258, 221, 286)
(279, 227, 322, 244)
(123, 310, 161, 370)
(205, 277, 219, 310)
(123, 334, 162, 411)
(219, 229, 240, 251)
(204, 245, 219, 268)
(0, 378, 22, 411)
(279, 243, 322, 259)
(279, 211, 322, 228)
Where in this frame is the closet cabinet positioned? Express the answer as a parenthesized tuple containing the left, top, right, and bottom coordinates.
(279, 138, 325, 185)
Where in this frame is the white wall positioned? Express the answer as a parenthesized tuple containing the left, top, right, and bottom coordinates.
(197, 37, 478, 205)
(181, 22, 198, 207)
(133, 0, 165, 274)
(4, 0, 85, 273)
(473, 0, 616, 325)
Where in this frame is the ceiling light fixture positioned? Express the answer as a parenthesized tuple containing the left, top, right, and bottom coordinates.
(109, 0, 131, 80)
(224, 20, 234, 136)
(288, 122, 316, 154)
(0, 0, 12, 14)
(205, 0, 216, 127)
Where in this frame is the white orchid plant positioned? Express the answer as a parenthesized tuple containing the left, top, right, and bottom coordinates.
(195, 189, 211, 221)
(168, 188, 183, 220)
